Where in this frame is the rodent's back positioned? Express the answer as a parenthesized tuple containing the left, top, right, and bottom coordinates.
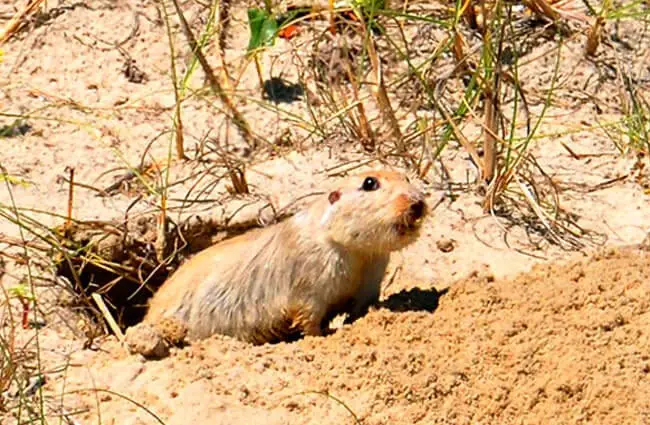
(145, 215, 368, 343)
(145, 223, 288, 341)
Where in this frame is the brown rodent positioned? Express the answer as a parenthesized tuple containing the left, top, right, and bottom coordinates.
(143, 169, 428, 344)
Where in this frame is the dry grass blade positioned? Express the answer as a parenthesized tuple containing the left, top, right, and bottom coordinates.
(155, 194, 168, 263)
(480, 9, 497, 185)
(169, 0, 258, 148)
(350, 87, 375, 151)
(585, 0, 610, 57)
(67, 388, 167, 425)
(437, 103, 483, 170)
(524, 0, 591, 22)
(482, 87, 498, 183)
(174, 113, 186, 160)
(253, 55, 266, 97)
(291, 391, 362, 425)
(481, 11, 507, 191)
(585, 16, 605, 57)
(226, 167, 249, 195)
(0, 0, 46, 44)
(65, 167, 74, 232)
(222, 144, 249, 195)
(461, 0, 479, 29)
(160, 0, 187, 161)
(365, 34, 406, 155)
(452, 30, 471, 76)
(0, 269, 17, 405)
(524, 0, 561, 20)
(91, 293, 125, 343)
(343, 55, 375, 151)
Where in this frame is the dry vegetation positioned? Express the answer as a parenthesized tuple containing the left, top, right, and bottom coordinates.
(1, 0, 650, 423)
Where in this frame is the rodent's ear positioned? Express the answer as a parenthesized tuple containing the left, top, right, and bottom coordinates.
(328, 190, 341, 205)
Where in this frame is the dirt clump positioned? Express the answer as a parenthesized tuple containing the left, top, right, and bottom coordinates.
(125, 316, 188, 359)
(124, 322, 169, 359)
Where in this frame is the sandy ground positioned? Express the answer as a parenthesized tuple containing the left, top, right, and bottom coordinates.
(1, 0, 650, 424)
(54, 246, 650, 425)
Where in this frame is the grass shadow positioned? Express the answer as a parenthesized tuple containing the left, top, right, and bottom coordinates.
(263, 77, 304, 103)
(379, 286, 447, 313)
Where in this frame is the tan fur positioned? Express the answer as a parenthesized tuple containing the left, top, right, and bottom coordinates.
(144, 169, 427, 344)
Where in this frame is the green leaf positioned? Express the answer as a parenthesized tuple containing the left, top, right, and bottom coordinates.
(247, 8, 279, 54)
(9, 284, 36, 301)
(0, 173, 31, 187)
(352, 0, 386, 9)
(0, 119, 31, 138)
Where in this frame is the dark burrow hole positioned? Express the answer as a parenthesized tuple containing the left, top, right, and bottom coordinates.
(55, 233, 180, 329)
(53, 215, 235, 330)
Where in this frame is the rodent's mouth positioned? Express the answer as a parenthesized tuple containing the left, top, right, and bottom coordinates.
(394, 222, 417, 236)
(394, 219, 423, 237)
(394, 217, 424, 237)
(394, 199, 427, 237)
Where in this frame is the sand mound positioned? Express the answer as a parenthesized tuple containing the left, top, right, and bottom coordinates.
(54, 247, 650, 425)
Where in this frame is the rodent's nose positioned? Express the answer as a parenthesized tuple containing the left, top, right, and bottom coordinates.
(410, 200, 425, 220)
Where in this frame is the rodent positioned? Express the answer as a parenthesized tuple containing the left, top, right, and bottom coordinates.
(143, 169, 428, 345)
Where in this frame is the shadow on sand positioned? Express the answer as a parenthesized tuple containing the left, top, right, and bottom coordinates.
(378, 286, 448, 314)
(263, 77, 304, 103)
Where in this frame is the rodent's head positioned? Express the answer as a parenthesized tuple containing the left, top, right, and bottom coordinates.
(318, 169, 427, 254)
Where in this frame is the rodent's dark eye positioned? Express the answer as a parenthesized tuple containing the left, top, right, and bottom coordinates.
(361, 176, 380, 191)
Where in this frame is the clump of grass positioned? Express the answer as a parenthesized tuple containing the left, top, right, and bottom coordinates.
(0, 161, 48, 424)
(595, 1, 650, 158)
